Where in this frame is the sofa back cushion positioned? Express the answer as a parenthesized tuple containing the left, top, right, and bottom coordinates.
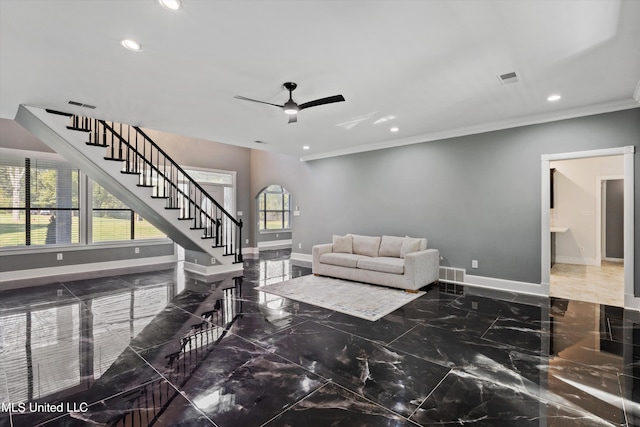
(379, 235, 405, 258)
(332, 234, 353, 253)
(350, 234, 381, 257)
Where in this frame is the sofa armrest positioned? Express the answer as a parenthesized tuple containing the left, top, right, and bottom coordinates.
(404, 248, 440, 287)
(312, 243, 333, 273)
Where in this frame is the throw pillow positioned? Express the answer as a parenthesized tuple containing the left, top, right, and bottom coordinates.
(379, 235, 405, 258)
(351, 234, 382, 257)
(401, 237, 422, 258)
(332, 234, 353, 253)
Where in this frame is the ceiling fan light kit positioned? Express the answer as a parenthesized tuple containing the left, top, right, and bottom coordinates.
(235, 82, 345, 123)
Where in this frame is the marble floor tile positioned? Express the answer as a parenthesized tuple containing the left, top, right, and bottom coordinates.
(263, 382, 420, 426)
(1, 249, 638, 426)
(258, 320, 451, 418)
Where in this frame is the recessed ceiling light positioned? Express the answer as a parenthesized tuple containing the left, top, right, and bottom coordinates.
(158, 0, 182, 11)
(547, 94, 562, 102)
(303, 146, 310, 150)
(121, 39, 142, 51)
(390, 127, 399, 132)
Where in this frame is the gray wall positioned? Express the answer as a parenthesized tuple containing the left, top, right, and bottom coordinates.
(140, 128, 254, 247)
(1, 243, 175, 272)
(250, 109, 640, 295)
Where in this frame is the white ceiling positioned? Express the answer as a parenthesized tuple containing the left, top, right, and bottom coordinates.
(1, 0, 639, 160)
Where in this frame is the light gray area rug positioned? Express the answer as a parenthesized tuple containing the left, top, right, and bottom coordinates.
(256, 275, 425, 321)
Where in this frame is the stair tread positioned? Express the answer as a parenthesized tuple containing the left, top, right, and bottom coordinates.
(67, 126, 91, 132)
(104, 157, 124, 161)
(86, 142, 108, 147)
(45, 109, 73, 117)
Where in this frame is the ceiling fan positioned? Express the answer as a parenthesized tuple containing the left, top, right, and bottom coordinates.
(234, 82, 345, 123)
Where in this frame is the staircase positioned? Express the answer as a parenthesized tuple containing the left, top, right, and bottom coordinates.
(15, 105, 243, 271)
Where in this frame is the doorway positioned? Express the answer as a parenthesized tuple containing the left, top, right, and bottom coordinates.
(541, 146, 635, 310)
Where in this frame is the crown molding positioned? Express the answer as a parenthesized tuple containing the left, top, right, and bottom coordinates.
(634, 79, 640, 103)
(301, 98, 640, 162)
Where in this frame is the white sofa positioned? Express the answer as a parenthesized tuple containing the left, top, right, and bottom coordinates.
(312, 234, 439, 291)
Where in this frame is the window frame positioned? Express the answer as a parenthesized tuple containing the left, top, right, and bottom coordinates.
(257, 185, 291, 233)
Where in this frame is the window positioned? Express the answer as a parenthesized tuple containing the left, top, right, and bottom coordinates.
(257, 185, 290, 231)
(0, 150, 167, 248)
(92, 182, 165, 242)
(0, 155, 79, 247)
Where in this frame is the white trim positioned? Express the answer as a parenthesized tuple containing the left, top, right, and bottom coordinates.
(465, 274, 549, 297)
(257, 239, 292, 250)
(242, 246, 259, 256)
(183, 261, 243, 276)
(541, 145, 637, 311)
(290, 252, 312, 267)
(0, 146, 65, 161)
(554, 256, 599, 266)
(0, 255, 178, 283)
(302, 100, 640, 161)
(633, 80, 640, 103)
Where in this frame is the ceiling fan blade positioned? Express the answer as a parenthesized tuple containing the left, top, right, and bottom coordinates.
(288, 114, 298, 124)
(298, 94, 345, 110)
(234, 95, 283, 108)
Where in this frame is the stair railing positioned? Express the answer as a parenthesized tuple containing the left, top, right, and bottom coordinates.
(61, 112, 243, 263)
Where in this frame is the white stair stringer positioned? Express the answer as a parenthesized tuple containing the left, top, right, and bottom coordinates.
(15, 105, 241, 272)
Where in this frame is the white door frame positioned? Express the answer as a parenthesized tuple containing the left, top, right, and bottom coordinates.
(541, 146, 636, 310)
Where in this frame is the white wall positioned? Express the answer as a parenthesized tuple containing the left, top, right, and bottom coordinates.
(551, 155, 623, 265)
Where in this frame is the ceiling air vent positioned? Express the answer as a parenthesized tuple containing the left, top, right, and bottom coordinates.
(68, 100, 96, 109)
(497, 71, 519, 85)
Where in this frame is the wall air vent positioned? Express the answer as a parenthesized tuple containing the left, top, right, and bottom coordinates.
(497, 71, 519, 85)
(439, 266, 466, 283)
(68, 100, 96, 109)
(253, 140, 268, 144)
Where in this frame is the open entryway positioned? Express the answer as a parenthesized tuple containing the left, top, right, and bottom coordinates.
(541, 146, 635, 309)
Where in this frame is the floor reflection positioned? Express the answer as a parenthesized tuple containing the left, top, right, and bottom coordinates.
(0, 250, 638, 426)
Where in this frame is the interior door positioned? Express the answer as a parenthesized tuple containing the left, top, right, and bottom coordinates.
(604, 179, 624, 260)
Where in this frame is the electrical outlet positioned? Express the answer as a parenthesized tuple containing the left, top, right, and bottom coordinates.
(194, 258, 198, 264)
(56, 253, 63, 261)
(298, 243, 302, 249)
(134, 247, 140, 254)
(472, 260, 478, 268)
(246, 239, 249, 244)
(211, 257, 215, 264)
(472, 301, 478, 310)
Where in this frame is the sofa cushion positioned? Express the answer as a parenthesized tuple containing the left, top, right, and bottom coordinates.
(332, 234, 353, 253)
(378, 235, 404, 258)
(350, 234, 381, 257)
(319, 252, 367, 268)
(356, 257, 405, 274)
(401, 237, 424, 258)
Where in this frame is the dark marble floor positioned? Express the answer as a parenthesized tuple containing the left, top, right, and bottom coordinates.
(1, 249, 639, 426)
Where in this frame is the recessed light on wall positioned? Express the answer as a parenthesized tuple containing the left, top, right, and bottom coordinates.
(390, 127, 399, 132)
(121, 39, 142, 51)
(158, 0, 182, 11)
(547, 94, 562, 102)
(303, 146, 310, 150)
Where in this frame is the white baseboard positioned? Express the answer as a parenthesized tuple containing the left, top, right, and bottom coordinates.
(258, 239, 292, 250)
(290, 252, 312, 267)
(183, 261, 243, 276)
(464, 274, 549, 297)
(0, 255, 178, 285)
(554, 256, 599, 266)
(243, 247, 259, 256)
